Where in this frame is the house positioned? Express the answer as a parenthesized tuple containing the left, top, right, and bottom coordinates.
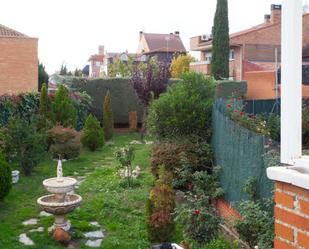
(0, 24, 38, 94)
(190, 4, 309, 81)
(137, 31, 186, 64)
(88, 45, 105, 77)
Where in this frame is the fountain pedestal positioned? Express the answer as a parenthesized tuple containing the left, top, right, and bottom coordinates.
(37, 160, 82, 233)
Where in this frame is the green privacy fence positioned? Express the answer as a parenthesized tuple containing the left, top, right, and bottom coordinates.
(212, 99, 275, 206)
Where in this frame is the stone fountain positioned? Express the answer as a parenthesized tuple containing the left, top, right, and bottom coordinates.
(37, 160, 82, 232)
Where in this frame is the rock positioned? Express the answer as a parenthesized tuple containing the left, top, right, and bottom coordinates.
(39, 211, 52, 217)
(53, 228, 71, 244)
(129, 140, 143, 145)
(145, 140, 154, 145)
(19, 233, 34, 245)
(85, 239, 103, 247)
(83, 230, 104, 238)
(29, 227, 44, 233)
(22, 218, 38, 226)
(90, 221, 100, 227)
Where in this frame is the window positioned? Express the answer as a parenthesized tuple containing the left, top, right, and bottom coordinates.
(229, 49, 235, 60)
(96, 61, 101, 67)
(204, 52, 212, 63)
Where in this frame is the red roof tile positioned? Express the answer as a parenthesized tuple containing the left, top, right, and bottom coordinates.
(88, 54, 104, 62)
(143, 33, 186, 53)
(0, 24, 28, 38)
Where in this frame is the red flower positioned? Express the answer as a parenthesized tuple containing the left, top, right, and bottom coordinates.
(194, 210, 201, 216)
(234, 109, 238, 113)
(227, 103, 232, 108)
(240, 112, 245, 117)
(304, 104, 307, 107)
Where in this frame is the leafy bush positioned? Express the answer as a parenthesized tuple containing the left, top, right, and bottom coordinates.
(114, 146, 135, 187)
(81, 114, 104, 151)
(51, 85, 77, 128)
(146, 168, 175, 243)
(103, 90, 114, 140)
(176, 169, 223, 245)
(0, 154, 12, 200)
(203, 237, 239, 249)
(234, 199, 274, 248)
(170, 54, 196, 78)
(148, 72, 215, 141)
(5, 116, 46, 176)
(151, 140, 213, 189)
(48, 125, 80, 159)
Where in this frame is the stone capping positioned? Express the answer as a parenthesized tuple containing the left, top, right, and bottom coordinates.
(267, 166, 309, 190)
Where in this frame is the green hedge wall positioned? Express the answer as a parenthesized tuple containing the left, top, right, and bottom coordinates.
(69, 78, 144, 124)
(215, 80, 247, 99)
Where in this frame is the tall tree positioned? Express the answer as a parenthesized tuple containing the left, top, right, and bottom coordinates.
(60, 64, 68, 75)
(211, 0, 230, 80)
(103, 90, 114, 140)
(38, 62, 49, 91)
(39, 83, 50, 118)
(130, 60, 169, 140)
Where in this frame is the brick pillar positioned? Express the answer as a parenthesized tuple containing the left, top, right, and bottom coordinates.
(274, 181, 309, 248)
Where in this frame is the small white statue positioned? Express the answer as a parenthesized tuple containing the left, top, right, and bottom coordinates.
(57, 159, 63, 178)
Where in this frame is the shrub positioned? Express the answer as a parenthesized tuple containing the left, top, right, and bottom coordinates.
(39, 83, 50, 118)
(103, 90, 114, 140)
(176, 169, 223, 246)
(48, 125, 80, 159)
(5, 116, 46, 176)
(148, 72, 215, 141)
(0, 154, 11, 200)
(114, 146, 135, 187)
(170, 54, 196, 78)
(203, 237, 239, 249)
(81, 114, 104, 151)
(146, 168, 175, 243)
(234, 199, 274, 248)
(151, 140, 213, 189)
(51, 85, 77, 128)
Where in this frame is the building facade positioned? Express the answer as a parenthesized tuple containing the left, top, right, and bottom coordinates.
(190, 4, 309, 81)
(0, 24, 38, 94)
(88, 45, 105, 77)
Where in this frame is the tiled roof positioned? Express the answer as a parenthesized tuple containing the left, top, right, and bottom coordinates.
(0, 24, 28, 38)
(143, 33, 186, 53)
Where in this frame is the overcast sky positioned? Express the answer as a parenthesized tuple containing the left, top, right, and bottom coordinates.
(0, 0, 286, 74)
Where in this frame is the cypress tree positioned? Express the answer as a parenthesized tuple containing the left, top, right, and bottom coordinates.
(211, 0, 230, 80)
(103, 90, 114, 140)
(39, 83, 50, 118)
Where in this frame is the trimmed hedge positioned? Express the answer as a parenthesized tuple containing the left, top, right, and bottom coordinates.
(215, 80, 247, 99)
(69, 78, 144, 124)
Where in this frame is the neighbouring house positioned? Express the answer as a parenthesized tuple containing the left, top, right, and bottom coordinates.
(0, 24, 38, 94)
(137, 31, 187, 64)
(88, 45, 105, 77)
(102, 51, 140, 76)
(190, 4, 309, 82)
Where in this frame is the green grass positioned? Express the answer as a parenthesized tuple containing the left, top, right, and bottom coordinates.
(0, 132, 160, 249)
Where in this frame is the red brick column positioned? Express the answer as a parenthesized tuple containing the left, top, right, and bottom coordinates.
(274, 182, 309, 248)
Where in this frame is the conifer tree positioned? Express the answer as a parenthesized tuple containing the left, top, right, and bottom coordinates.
(103, 90, 114, 140)
(81, 114, 104, 151)
(39, 83, 50, 118)
(211, 0, 230, 80)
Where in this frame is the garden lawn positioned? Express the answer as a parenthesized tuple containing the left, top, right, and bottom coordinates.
(0, 132, 156, 249)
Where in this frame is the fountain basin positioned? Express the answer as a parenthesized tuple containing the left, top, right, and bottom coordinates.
(43, 177, 77, 194)
(37, 194, 82, 215)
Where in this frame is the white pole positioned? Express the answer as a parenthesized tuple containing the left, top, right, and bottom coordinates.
(281, 0, 303, 164)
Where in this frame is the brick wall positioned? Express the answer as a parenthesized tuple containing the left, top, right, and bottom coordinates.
(0, 37, 38, 94)
(274, 182, 309, 249)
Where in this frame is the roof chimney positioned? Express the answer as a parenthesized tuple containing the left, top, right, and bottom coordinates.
(98, 45, 104, 55)
(174, 31, 180, 36)
(264, 14, 271, 24)
(270, 4, 282, 24)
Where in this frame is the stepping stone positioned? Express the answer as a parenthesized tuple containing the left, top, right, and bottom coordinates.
(77, 176, 86, 180)
(145, 140, 154, 145)
(105, 141, 114, 146)
(19, 233, 34, 245)
(22, 218, 38, 226)
(90, 221, 100, 227)
(39, 211, 52, 217)
(29, 227, 44, 233)
(130, 140, 143, 145)
(85, 239, 103, 248)
(84, 230, 104, 238)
